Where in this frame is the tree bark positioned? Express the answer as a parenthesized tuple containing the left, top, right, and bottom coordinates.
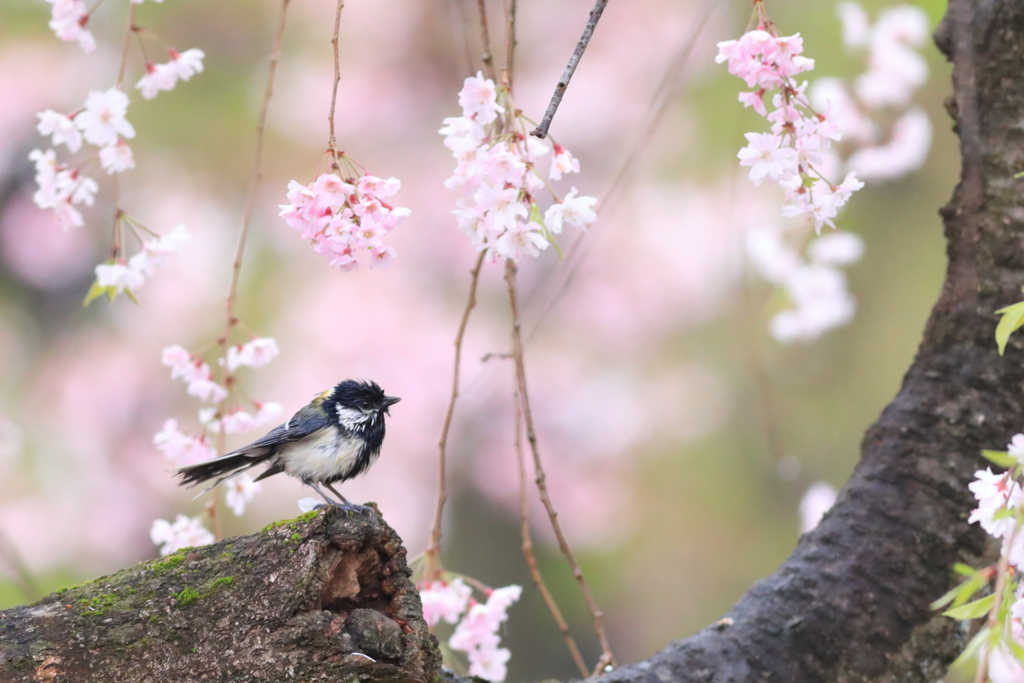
(0, 508, 439, 682)
(1, 1, 1019, 682)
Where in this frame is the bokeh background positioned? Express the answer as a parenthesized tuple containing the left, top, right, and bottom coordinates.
(0, 0, 955, 679)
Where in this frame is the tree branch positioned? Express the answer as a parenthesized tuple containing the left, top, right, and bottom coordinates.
(505, 259, 615, 672)
(530, 0, 608, 139)
(0, 509, 438, 682)
(514, 381, 589, 678)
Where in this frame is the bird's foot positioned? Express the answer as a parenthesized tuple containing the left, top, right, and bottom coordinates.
(338, 502, 373, 516)
(316, 501, 372, 515)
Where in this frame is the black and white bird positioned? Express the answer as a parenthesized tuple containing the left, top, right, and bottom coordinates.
(176, 379, 400, 512)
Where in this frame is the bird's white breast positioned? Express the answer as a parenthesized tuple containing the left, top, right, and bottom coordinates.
(280, 427, 362, 482)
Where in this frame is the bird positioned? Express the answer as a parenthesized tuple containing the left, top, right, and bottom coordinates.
(176, 379, 400, 512)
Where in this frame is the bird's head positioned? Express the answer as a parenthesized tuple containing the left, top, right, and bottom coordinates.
(327, 379, 401, 428)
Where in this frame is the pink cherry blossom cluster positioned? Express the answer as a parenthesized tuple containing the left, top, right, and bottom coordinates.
(34, 1, 207, 305)
(154, 336, 282, 533)
(418, 579, 522, 682)
(810, 3, 933, 183)
(440, 73, 597, 263)
(732, 4, 932, 345)
(92, 224, 190, 298)
(44, 0, 95, 53)
(162, 344, 230, 404)
(135, 48, 206, 100)
(420, 578, 472, 627)
(149, 514, 215, 556)
(718, 30, 864, 234)
(279, 172, 409, 271)
(31, 88, 137, 232)
(748, 228, 863, 343)
(153, 419, 217, 467)
(225, 476, 262, 517)
(199, 401, 283, 435)
(969, 444, 1024, 566)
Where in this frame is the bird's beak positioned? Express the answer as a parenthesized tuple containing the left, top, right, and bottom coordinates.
(383, 396, 401, 407)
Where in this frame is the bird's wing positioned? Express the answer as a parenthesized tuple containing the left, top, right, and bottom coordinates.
(233, 403, 332, 456)
(175, 404, 332, 489)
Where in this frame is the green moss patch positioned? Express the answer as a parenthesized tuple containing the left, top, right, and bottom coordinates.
(209, 576, 234, 591)
(175, 587, 201, 607)
(260, 510, 320, 533)
(150, 551, 189, 574)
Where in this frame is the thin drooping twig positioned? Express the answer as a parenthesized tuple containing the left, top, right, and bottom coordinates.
(116, 4, 136, 89)
(326, 0, 346, 165)
(223, 0, 290, 334)
(424, 251, 487, 582)
(504, 259, 616, 673)
(216, 0, 291, 460)
(530, 0, 609, 139)
(448, 0, 476, 76)
(109, 4, 137, 260)
(476, 0, 496, 81)
(513, 383, 589, 677)
(502, 0, 517, 84)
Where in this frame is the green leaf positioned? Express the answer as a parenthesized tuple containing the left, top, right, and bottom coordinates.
(1008, 637, 1024, 666)
(993, 507, 1016, 522)
(955, 572, 992, 608)
(1017, 171, 1024, 179)
(982, 450, 1017, 469)
(82, 280, 107, 307)
(943, 593, 996, 620)
(953, 563, 978, 577)
(931, 583, 968, 611)
(124, 288, 140, 305)
(994, 301, 1024, 355)
(529, 203, 563, 260)
(932, 571, 986, 611)
(529, 202, 545, 227)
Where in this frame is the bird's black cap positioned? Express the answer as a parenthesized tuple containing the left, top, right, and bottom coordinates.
(331, 380, 400, 412)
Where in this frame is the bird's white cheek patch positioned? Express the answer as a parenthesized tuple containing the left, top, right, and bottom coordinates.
(336, 405, 373, 430)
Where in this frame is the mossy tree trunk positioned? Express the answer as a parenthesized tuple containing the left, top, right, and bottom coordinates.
(0, 508, 438, 683)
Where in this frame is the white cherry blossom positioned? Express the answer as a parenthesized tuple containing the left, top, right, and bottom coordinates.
(225, 474, 261, 516)
(419, 579, 472, 627)
(37, 110, 82, 152)
(150, 515, 214, 556)
(46, 0, 96, 53)
(225, 338, 280, 372)
(458, 71, 503, 124)
(99, 142, 136, 174)
(75, 88, 136, 147)
(95, 261, 145, 293)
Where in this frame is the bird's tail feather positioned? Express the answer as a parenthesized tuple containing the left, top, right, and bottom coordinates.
(176, 449, 272, 488)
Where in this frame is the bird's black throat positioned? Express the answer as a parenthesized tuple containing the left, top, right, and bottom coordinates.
(324, 414, 387, 485)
